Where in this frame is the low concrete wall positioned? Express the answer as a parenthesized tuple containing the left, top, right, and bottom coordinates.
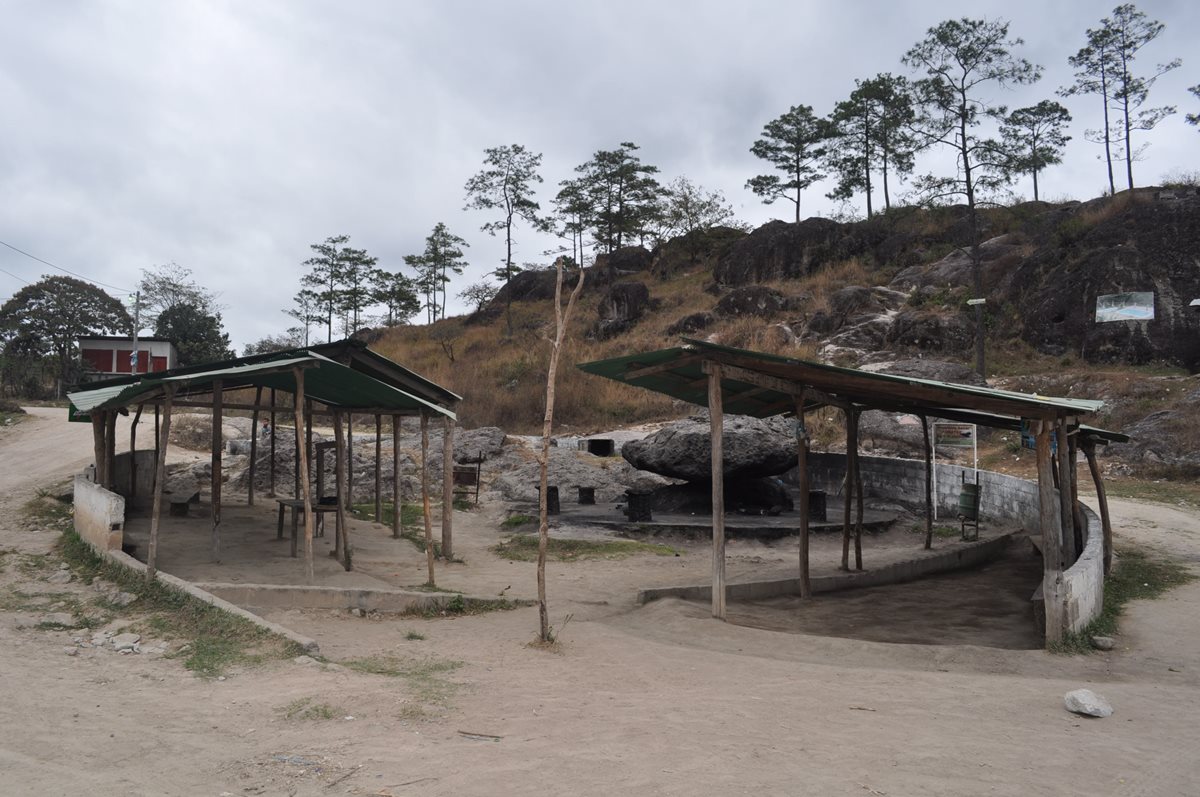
(195, 583, 475, 615)
(638, 531, 1015, 604)
(73, 475, 125, 552)
(110, 450, 158, 510)
(1062, 505, 1104, 633)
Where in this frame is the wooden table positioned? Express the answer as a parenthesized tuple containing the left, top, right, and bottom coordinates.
(276, 498, 340, 557)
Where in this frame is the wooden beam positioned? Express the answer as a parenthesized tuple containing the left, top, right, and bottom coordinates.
(841, 408, 852, 572)
(441, 416, 455, 561)
(145, 398, 436, 417)
(1081, 441, 1114, 575)
(211, 378, 223, 563)
(91, 413, 106, 487)
(305, 398, 313, 505)
(921, 414, 933, 550)
(129, 404, 143, 498)
(1037, 420, 1064, 645)
(293, 368, 315, 582)
(1056, 419, 1075, 565)
(104, 411, 117, 490)
(153, 404, 160, 492)
(346, 413, 355, 513)
(248, 386, 262, 506)
(420, 413, 435, 586)
(374, 414, 383, 523)
(709, 364, 726, 620)
(147, 387, 175, 580)
(1069, 431, 1084, 559)
(333, 411, 352, 571)
(851, 409, 863, 571)
(795, 393, 811, 599)
(623, 354, 702, 380)
(268, 388, 276, 498)
(392, 416, 402, 539)
(705, 361, 849, 410)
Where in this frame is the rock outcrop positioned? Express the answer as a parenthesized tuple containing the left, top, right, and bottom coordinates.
(621, 413, 796, 482)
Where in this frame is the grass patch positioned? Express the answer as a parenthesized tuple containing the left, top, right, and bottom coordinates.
(404, 630, 426, 641)
(23, 491, 74, 533)
(342, 654, 463, 714)
(354, 502, 461, 561)
(910, 524, 958, 539)
(1051, 547, 1197, 654)
(402, 595, 529, 618)
(56, 529, 302, 677)
(280, 697, 341, 721)
(492, 534, 681, 562)
(501, 514, 536, 529)
(1086, 478, 1200, 509)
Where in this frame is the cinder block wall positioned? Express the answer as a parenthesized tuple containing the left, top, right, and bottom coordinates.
(73, 474, 125, 551)
(110, 450, 158, 510)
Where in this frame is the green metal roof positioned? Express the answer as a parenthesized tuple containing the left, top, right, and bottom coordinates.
(577, 339, 1107, 425)
(68, 350, 454, 419)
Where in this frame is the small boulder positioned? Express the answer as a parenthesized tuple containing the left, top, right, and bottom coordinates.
(42, 612, 77, 628)
(1064, 688, 1113, 718)
(665, 312, 715, 337)
(714, 285, 791, 318)
(1090, 636, 1116, 651)
(46, 570, 74, 585)
(111, 632, 142, 652)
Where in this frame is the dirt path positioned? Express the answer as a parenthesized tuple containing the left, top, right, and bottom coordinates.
(1, 408, 1198, 796)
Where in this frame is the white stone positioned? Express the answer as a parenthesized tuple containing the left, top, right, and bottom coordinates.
(1064, 689, 1113, 718)
(110, 591, 138, 607)
(111, 632, 141, 652)
(42, 612, 76, 627)
(46, 570, 73, 584)
(1091, 636, 1115, 651)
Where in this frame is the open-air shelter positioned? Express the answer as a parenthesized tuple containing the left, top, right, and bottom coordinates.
(578, 338, 1126, 644)
(67, 341, 460, 583)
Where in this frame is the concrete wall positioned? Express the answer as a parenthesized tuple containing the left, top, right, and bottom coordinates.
(73, 474, 125, 551)
(195, 583, 471, 615)
(1063, 505, 1104, 633)
(110, 450, 158, 510)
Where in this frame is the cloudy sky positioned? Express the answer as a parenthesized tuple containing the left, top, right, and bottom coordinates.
(1, 0, 1196, 348)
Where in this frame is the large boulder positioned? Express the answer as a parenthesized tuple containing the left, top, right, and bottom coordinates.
(714, 285, 792, 318)
(665, 311, 715, 337)
(650, 226, 748, 279)
(860, 358, 987, 387)
(886, 310, 973, 353)
(621, 414, 797, 482)
(714, 218, 876, 285)
(490, 267, 584, 307)
(594, 246, 653, 277)
(593, 281, 653, 340)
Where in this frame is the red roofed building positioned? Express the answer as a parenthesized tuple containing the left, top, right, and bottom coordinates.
(78, 336, 179, 381)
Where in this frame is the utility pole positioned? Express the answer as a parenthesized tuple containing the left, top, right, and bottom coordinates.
(129, 291, 141, 373)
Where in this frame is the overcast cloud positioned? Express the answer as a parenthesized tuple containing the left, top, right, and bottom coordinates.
(1, 0, 1196, 348)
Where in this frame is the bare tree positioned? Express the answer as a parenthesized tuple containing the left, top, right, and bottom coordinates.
(536, 257, 585, 643)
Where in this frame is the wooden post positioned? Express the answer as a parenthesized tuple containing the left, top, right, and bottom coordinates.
(708, 363, 726, 620)
(305, 399, 313, 502)
(1056, 419, 1075, 565)
(147, 388, 175, 580)
(333, 411, 352, 571)
(1082, 440, 1114, 575)
(104, 411, 117, 489)
(268, 388, 277, 497)
(91, 413, 106, 486)
(1069, 432, 1084, 558)
(346, 413, 354, 511)
(292, 369, 315, 582)
(211, 379, 223, 563)
(374, 414, 383, 523)
(852, 409, 864, 571)
(420, 413, 435, 586)
(840, 409, 852, 571)
(129, 404, 143, 498)
(921, 414, 934, 549)
(248, 386, 262, 506)
(293, 397, 300, 499)
(1037, 420, 1064, 645)
(441, 415, 455, 561)
(795, 394, 811, 599)
(392, 415, 402, 539)
(153, 403, 161, 494)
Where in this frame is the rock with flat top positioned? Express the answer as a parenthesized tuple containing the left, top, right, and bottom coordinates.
(111, 632, 141, 652)
(1090, 636, 1115, 651)
(1064, 688, 1113, 718)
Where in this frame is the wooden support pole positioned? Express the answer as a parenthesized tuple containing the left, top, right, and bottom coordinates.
(333, 411, 352, 571)
(1056, 419, 1075, 565)
(1069, 433, 1084, 558)
(346, 413, 354, 511)
(374, 414, 383, 523)
(708, 364, 726, 620)
(852, 409, 864, 571)
(305, 398, 313, 501)
(211, 379, 223, 563)
(147, 388, 175, 580)
(392, 416, 402, 539)
(1082, 441, 1114, 575)
(129, 404, 143, 498)
(795, 393, 811, 599)
(293, 398, 300, 499)
(841, 409, 852, 571)
(268, 388, 276, 497)
(104, 410, 117, 489)
(292, 369, 315, 582)
(921, 414, 934, 549)
(442, 415, 455, 561)
(153, 403, 161, 493)
(1037, 420, 1065, 645)
(248, 386, 262, 506)
(420, 413, 435, 586)
(91, 413, 106, 486)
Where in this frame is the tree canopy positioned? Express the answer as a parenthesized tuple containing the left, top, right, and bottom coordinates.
(404, 223, 469, 324)
(301, 235, 378, 342)
(747, 105, 830, 222)
(572, 142, 663, 253)
(154, 302, 234, 366)
(137, 262, 219, 332)
(1000, 100, 1072, 201)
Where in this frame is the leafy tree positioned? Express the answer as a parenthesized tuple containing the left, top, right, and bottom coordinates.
(573, 142, 663, 253)
(658, 177, 737, 239)
(903, 17, 1042, 376)
(154, 303, 234, 366)
(371, 269, 421, 327)
(0, 275, 131, 393)
(826, 74, 918, 217)
(243, 330, 303, 356)
(137, 262, 218, 332)
(1060, 23, 1121, 194)
(404, 223, 469, 324)
(463, 144, 549, 335)
(301, 235, 377, 343)
(746, 105, 830, 223)
(284, 288, 322, 346)
(1000, 100, 1072, 201)
(457, 281, 498, 314)
(1188, 85, 1200, 128)
(551, 177, 595, 276)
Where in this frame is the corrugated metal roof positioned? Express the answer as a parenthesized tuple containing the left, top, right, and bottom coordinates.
(577, 340, 1108, 425)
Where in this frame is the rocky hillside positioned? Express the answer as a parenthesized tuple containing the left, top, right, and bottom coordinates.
(369, 188, 1200, 470)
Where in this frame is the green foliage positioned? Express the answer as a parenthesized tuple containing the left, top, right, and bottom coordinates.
(1187, 85, 1199, 128)
(747, 105, 830, 222)
(658, 176, 737, 240)
(404, 223, 470, 324)
(492, 534, 681, 562)
(1000, 100, 1072, 201)
(137, 263, 218, 331)
(570, 142, 663, 254)
(301, 235, 380, 342)
(826, 73, 918, 216)
(500, 514, 536, 528)
(154, 302, 234, 366)
(372, 269, 421, 327)
(281, 697, 340, 721)
(404, 630, 426, 641)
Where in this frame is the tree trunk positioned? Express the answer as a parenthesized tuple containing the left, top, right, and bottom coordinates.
(420, 413, 435, 586)
(210, 379, 222, 563)
(293, 369, 315, 581)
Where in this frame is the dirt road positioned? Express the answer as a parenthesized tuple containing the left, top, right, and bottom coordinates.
(1, 408, 1198, 796)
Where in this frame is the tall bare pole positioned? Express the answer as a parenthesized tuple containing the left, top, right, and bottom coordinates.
(1037, 419, 1064, 645)
(921, 414, 934, 549)
(374, 414, 383, 523)
(537, 258, 585, 641)
(333, 410, 352, 571)
(129, 404, 143, 498)
(392, 416, 402, 539)
(795, 393, 811, 599)
(708, 363, 727, 620)
(210, 379, 223, 563)
(268, 388, 277, 497)
(248, 386, 262, 506)
(441, 416, 455, 560)
(420, 413, 435, 586)
(147, 387, 175, 580)
(292, 369, 315, 582)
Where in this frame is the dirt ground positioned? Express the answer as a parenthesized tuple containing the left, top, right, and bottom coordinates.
(2, 406, 1200, 796)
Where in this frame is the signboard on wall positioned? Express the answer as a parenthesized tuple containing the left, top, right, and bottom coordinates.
(934, 423, 975, 448)
(1020, 419, 1057, 454)
(1095, 292, 1155, 323)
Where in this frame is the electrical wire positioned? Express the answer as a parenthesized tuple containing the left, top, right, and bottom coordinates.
(0, 239, 134, 293)
(0, 265, 30, 285)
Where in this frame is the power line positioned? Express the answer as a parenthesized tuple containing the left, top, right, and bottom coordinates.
(0, 239, 134, 293)
(0, 265, 30, 285)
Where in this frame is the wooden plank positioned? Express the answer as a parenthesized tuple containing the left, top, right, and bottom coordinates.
(149, 399, 435, 417)
(706, 361, 849, 410)
(708, 363, 726, 620)
(441, 416, 455, 560)
(841, 408, 852, 572)
(147, 387, 175, 580)
(211, 379, 223, 563)
(851, 409, 863, 571)
(1037, 420, 1064, 645)
(128, 404, 143, 498)
(921, 414, 933, 549)
(420, 413, 435, 586)
(346, 413, 355, 512)
(374, 414, 383, 523)
(92, 413, 106, 487)
(1056, 420, 1075, 564)
(796, 393, 811, 599)
(248, 386, 262, 506)
(268, 388, 276, 498)
(392, 416, 402, 539)
(293, 368, 316, 582)
(623, 354, 703, 380)
(333, 411, 352, 571)
(104, 411, 116, 490)
(1081, 441, 1114, 575)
